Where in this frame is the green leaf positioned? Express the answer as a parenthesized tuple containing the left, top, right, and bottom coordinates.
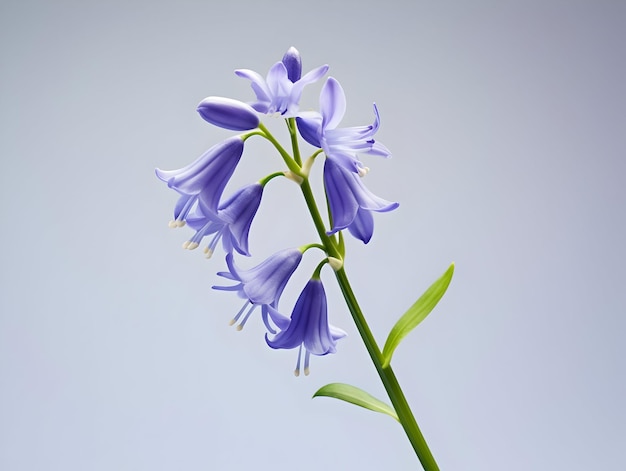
(382, 263, 455, 368)
(313, 383, 398, 421)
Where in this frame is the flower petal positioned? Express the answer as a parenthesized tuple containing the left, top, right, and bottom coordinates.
(281, 46, 302, 83)
(217, 183, 264, 256)
(296, 113, 323, 147)
(235, 68, 271, 103)
(291, 64, 329, 103)
(323, 159, 359, 233)
(320, 77, 346, 131)
(347, 208, 374, 244)
(197, 96, 259, 131)
(155, 136, 244, 213)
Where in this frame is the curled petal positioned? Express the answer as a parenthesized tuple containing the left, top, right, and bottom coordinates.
(263, 304, 291, 331)
(291, 64, 330, 103)
(235, 68, 272, 103)
(320, 77, 346, 131)
(213, 249, 303, 307)
(197, 96, 259, 131)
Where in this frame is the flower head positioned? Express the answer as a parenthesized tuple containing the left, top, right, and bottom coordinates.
(297, 77, 391, 175)
(266, 278, 347, 376)
(213, 248, 303, 332)
(324, 158, 398, 243)
(183, 183, 264, 258)
(197, 96, 260, 131)
(155, 136, 244, 225)
(235, 47, 328, 117)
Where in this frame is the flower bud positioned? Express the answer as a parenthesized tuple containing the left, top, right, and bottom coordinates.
(282, 46, 302, 83)
(197, 96, 260, 131)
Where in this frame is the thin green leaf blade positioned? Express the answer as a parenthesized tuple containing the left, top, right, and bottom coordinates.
(382, 263, 455, 367)
(313, 383, 398, 421)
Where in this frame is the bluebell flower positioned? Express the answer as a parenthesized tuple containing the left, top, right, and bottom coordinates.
(266, 278, 347, 376)
(197, 96, 259, 131)
(213, 248, 303, 332)
(297, 77, 391, 175)
(324, 158, 398, 243)
(155, 136, 244, 226)
(183, 183, 264, 258)
(235, 47, 328, 117)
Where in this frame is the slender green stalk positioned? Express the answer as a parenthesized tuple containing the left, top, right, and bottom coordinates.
(258, 123, 303, 176)
(297, 173, 439, 470)
(286, 118, 302, 166)
(334, 268, 440, 471)
(262, 120, 439, 470)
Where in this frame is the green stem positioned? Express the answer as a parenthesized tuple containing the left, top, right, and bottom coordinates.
(258, 123, 303, 177)
(298, 174, 439, 470)
(285, 127, 439, 470)
(334, 268, 440, 471)
(286, 118, 302, 166)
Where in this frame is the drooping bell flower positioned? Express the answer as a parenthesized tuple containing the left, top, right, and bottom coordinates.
(183, 183, 264, 258)
(297, 76, 391, 175)
(197, 96, 259, 131)
(155, 136, 244, 226)
(212, 248, 303, 332)
(324, 158, 398, 244)
(235, 47, 328, 117)
(266, 278, 347, 376)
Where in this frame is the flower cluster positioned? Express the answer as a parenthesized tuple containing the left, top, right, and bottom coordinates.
(156, 47, 398, 374)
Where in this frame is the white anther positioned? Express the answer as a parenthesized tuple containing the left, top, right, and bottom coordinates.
(358, 166, 370, 177)
(182, 241, 191, 249)
(204, 248, 214, 259)
(187, 242, 199, 250)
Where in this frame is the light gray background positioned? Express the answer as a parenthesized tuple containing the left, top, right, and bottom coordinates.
(1, 1, 624, 470)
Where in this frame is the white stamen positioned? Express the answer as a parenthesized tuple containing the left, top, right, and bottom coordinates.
(204, 247, 214, 259)
(187, 242, 199, 250)
(294, 368, 300, 377)
(304, 367, 310, 376)
(236, 325, 243, 331)
(168, 220, 177, 228)
(358, 166, 370, 177)
(228, 319, 236, 326)
(182, 241, 190, 249)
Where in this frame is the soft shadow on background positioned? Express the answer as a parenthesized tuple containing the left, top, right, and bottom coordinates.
(1, 1, 624, 470)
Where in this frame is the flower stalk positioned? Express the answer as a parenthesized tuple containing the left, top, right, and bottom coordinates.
(334, 268, 440, 471)
(293, 140, 439, 471)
